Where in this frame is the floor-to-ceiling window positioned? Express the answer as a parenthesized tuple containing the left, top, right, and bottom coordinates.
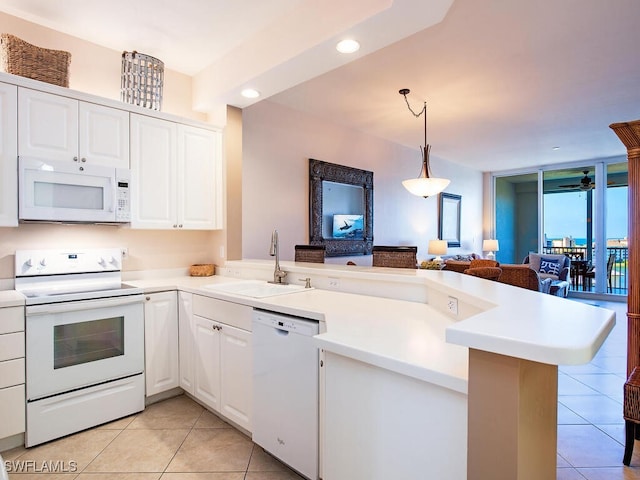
(493, 160, 628, 297)
(495, 173, 538, 264)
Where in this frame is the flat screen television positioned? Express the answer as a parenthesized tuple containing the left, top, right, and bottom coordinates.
(332, 214, 364, 239)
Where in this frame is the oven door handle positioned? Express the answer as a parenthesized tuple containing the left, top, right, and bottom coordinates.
(26, 295, 144, 316)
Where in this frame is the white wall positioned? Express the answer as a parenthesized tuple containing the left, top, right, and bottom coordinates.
(242, 100, 484, 264)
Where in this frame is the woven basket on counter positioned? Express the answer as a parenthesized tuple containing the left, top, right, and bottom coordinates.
(0, 33, 71, 87)
(189, 264, 215, 277)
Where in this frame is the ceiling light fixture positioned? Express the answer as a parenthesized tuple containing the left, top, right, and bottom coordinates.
(336, 39, 360, 54)
(399, 88, 450, 198)
(241, 88, 260, 99)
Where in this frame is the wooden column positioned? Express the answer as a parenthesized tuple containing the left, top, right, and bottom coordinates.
(467, 349, 558, 480)
(609, 120, 640, 376)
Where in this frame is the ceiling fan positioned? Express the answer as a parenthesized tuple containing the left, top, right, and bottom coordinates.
(558, 170, 595, 191)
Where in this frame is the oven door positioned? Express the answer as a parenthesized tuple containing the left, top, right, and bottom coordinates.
(19, 156, 117, 223)
(26, 294, 144, 401)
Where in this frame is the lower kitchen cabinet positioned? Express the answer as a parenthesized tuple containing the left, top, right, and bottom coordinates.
(188, 295, 253, 432)
(0, 305, 25, 441)
(178, 291, 195, 395)
(144, 291, 179, 396)
(193, 314, 222, 411)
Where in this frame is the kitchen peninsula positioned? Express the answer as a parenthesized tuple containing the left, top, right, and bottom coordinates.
(128, 259, 615, 480)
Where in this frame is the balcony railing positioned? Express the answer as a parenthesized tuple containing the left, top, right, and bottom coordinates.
(541, 246, 628, 295)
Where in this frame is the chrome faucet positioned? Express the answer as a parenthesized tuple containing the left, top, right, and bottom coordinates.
(269, 229, 287, 284)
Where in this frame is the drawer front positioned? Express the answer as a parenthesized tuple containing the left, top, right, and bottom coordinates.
(193, 295, 252, 331)
(0, 358, 25, 388)
(0, 332, 25, 362)
(0, 384, 25, 438)
(0, 306, 24, 334)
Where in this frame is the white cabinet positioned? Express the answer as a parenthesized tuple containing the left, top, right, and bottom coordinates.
(189, 295, 252, 431)
(0, 82, 18, 226)
(0, 306, 25, 440)
(18, 88, 129, 168)
(178, 291, 194, 395)
(130, 113, 222, 230)
(144, 291, 179, 397)
(219, 323, 252, 429)
(193, 314, 222, 411)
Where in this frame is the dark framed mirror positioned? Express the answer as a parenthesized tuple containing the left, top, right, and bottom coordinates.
(309, 158, 373, 256)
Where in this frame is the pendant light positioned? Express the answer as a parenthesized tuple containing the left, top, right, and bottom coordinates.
(399, 88, 450, 198)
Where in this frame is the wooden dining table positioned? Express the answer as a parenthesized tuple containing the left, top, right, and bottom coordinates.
(570, 259, 591, 290)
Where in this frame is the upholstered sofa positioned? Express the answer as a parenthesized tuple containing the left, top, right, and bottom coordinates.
(497, 264, 552, 293)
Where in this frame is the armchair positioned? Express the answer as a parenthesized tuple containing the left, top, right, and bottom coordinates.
(463, 259, 502, 281)
(497, 264, 552, 293)
(523, 254, 571, 297)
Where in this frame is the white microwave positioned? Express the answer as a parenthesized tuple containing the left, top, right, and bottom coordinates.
(18, 157, 131, 224)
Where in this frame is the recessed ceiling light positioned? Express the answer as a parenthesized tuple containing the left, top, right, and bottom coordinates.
(552, 146, 560, 151)
(336, 39, 360, 54)
(241, 88, 260, 99)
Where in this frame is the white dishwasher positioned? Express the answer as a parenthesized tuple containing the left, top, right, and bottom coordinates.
(252, 309, 320, 480)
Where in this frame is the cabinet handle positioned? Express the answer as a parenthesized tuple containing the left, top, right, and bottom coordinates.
(73, 156, 78, 162)
(212, 324, 221, 331)
(173, 224, 178, 228)
(81, 157, 87, 163)
(79, 166, 84, 171)
(178, 224, 183, 228)
(145, 296, 151, 301)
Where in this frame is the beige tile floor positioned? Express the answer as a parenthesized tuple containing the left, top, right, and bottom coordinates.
(1, 298, 638, 479)
(2, 395, 304, 479)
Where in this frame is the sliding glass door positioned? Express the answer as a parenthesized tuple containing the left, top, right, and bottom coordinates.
(493, 160, 628, 297)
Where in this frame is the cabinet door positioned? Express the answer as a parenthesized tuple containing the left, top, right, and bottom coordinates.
(220, 324, 252, 432)
(18, 88, 78, 162)
(0, 82, 18, 227)
(193, 314, 221, 411)
(130, 114, 177, 228)
(178, 125, 223, 229)
(178, 291, 194, 395)
(144, 291, 179, 396)
(79, 102, 130, 168)
(0, 384, 25, 438)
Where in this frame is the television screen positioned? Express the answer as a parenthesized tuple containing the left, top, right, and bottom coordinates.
(332, 214, 364, 239)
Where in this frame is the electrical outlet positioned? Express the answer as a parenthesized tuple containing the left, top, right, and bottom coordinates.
(121, 247, 128, 259)
(328, 277, 340, 289)
(447, 296, 459, 316)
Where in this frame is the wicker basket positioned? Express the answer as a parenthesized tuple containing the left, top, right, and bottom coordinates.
(189, 264, 214, 277)
(0, 34, 71, 87)
(121, 51, 164, 111)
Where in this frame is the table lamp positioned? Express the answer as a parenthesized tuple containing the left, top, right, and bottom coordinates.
(483, 239, 499, 261)
(428, 239, 448, 264)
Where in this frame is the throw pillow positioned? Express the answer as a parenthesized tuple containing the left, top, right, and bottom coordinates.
(539, 257, 561, 276)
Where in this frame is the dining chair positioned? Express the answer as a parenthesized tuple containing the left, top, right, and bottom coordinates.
(372, 246, 417, 269)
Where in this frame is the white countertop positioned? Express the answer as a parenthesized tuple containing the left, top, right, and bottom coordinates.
(121, 260, 615, 395)
(0, 260, 614, 396)
(0, 289, 25, 308)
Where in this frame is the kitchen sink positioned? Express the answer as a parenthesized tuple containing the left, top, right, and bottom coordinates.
(203, 280, 311, 298)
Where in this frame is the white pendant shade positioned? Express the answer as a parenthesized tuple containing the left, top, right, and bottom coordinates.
(402, 177, 450, 198)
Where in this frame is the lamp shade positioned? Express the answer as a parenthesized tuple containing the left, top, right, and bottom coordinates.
(482, 239, 499, 252)
(428, 239, 448, 256)
(402, 177, 451, 198)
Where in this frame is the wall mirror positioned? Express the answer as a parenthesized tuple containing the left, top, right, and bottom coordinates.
(309, 158, 373, 256)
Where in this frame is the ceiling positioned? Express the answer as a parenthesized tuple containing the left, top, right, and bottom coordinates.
(1, 0, 639, 172)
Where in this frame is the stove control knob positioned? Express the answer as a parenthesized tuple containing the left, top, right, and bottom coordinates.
(24, 258, 33, 268)
(39, 258, 46, 267)
(109, 256, 119, 266)
(98, 257, 107, 267)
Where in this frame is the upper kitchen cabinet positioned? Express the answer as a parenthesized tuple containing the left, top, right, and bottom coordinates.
(0, 82, 18, 227)
(130, 113, 223, 230)
(18, 88, 129, 169)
